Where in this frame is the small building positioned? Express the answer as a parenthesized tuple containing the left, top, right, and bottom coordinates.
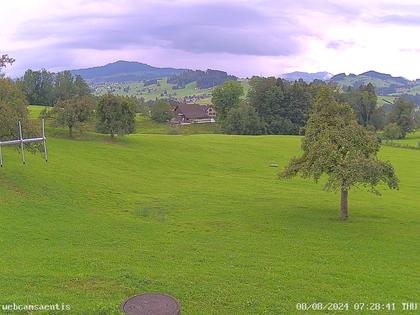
(172, 104, 216, 124)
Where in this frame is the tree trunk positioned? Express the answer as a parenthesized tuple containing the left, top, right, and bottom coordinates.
(69, 126, 73, 137)
(340, 189, 348, 220)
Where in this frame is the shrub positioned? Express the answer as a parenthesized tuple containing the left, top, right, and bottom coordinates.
(383, 123, 403, 140)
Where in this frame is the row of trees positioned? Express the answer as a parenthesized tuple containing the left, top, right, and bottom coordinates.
(168, 69, 237, 89)
(53, 94, 137, 138)
(212, 78, 320, 135)
(0, 57, 136, 140)
(17, 69, 90, 106)
(212, 78, 419, 138)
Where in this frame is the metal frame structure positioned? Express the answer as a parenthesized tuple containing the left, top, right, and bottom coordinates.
(0, 119, 47, 167)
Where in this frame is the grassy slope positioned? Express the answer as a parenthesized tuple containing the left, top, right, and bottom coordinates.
(92, 78, 250, 105)
(92, 78, 214, 103)
(1, 114, 419, 314)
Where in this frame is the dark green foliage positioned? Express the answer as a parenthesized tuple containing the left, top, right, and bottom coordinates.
(211, 80, 243, 121)
(383, 123, 403, 140)
(388, 97, 416, 138)
(168, 69, 237, 89)
(19, 69, 55, 105)
(247, 77, 313, 134)
(18, 70, 91, 106)
(222, 103, 265, 135)
(72, 75, 91, 98)
(339, 83, 378, 127)
(370, 107, 386, 130)
(280, 87, 399, 219)
(54, 96, 95, 137)
(151, 99, 174, 122)
(96, 94, 136, 138)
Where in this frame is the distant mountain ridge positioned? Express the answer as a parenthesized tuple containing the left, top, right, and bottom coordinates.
(328, 70, 417, 95)
(70, 60, 186, 83)
(330, 70, 410, 86)
(280, 71, 333, 82)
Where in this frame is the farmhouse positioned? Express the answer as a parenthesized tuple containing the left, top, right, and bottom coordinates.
(172, 103, 216, 124)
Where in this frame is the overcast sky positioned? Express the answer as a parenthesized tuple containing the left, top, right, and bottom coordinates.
(2, 0, 420, 78)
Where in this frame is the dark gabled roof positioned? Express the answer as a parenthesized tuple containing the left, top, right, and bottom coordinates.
(174, 104, 210, 119)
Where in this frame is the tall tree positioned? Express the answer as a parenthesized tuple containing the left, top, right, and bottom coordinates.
(280, 87, 398, 220)
(340, 83, 377, 127)
(211, 80, 243, 121)
(54, 96, 95, 137)
(19, 69, 55, 105)
(388, 97, 416, 138)
(96, 94, 136, 138)
(72, 75, 91, 97)
(55, 71, 75, 102)
(222, 102, 265, 135)
(247, 77, 313, 135)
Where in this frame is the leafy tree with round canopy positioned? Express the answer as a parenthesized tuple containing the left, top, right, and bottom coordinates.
(211, 80, 243, 121)
(96, 94, 136, 138)
(54, 96, 95, 137)
(222, 102, 265, 135)
(280, 87, 399, 220)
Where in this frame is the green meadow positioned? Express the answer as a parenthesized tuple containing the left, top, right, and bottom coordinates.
(0, 108, 419, 314)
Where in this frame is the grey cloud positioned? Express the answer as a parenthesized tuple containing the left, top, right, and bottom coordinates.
(15, 2, 307, 56)
(376, 14, 420, 25)
(326, 40, 354, 50)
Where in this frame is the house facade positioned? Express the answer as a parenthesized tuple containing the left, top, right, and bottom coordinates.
(172, 104, 216, 124)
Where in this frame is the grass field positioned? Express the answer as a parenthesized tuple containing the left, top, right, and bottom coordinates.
(392, 131, 420, 148)
(1, 112, 419, 314)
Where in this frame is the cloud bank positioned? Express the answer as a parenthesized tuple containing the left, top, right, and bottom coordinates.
(2, 0, 420, 78)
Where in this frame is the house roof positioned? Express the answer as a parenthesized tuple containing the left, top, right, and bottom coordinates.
(174, 104, 210, 119)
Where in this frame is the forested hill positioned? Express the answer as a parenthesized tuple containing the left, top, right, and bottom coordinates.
(168, 69, 237, 89)
(329, 70, 415, 94)
(70, 60, 186, 83)
(280, 71, 333, 82)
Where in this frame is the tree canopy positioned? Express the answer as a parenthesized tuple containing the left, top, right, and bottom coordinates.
(151, 99, 174, 122)
(0, 78, 40, 150)
(280, 87, 399, 220)
(222, 102, 265, 135)
(388, 97, 416, 138)
(18, 70, 90, 106)
(340, 83, 378, 128)
(211, 80, 244, 121)
(54, 96, 95, 137)
(247, 77, 316, 135)
(96, 94, 136, 138)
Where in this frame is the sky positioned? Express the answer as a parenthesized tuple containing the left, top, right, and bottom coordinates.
(2, 0, 420, 79)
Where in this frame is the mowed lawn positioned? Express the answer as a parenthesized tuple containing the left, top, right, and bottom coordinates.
(0, 132, 419, 314)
